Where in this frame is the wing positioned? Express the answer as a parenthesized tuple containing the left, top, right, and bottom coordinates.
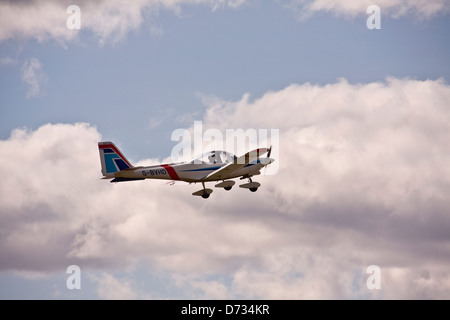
(202, 148, 269, 181)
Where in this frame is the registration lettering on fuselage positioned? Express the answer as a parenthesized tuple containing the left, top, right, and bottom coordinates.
(142, 169, 167, 176)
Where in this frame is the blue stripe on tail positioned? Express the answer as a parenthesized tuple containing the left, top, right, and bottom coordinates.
(104, 153, 131, 173)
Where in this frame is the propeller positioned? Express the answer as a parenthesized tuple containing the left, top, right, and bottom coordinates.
(263, 145, 273, 176)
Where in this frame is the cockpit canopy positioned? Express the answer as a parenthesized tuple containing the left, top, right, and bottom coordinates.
(191, 150, 236, 165)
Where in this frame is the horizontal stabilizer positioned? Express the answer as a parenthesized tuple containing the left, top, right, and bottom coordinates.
(111, 177, 145, 183)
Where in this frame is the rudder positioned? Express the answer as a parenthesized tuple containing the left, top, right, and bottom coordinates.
(98, 141, 133, 178)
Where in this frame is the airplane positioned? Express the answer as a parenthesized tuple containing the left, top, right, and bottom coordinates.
(98, 141, 275, 199)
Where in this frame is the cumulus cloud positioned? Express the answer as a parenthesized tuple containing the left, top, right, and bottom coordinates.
(1, 0, 448, 45)
(21, 58, 47, 98)
(288, 0, 450, 19)
(0, 0, 249, 44)
(2, 0, 448, 45)
(199, 77, 450, 296)
(1, 78, 450, 299)
(90, 273, 138, 299)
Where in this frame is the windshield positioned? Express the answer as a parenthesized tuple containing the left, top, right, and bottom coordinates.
(191, 151, 236, 164)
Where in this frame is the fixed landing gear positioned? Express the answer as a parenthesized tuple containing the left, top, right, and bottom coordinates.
(192, 182, 213, 199)
(193, 178, 261, 198)
(239, 177, 260, 192)
(215, 180, 235, 191)
(247, 178, 258, 192)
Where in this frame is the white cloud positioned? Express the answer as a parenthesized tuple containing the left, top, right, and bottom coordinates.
(0, 1, 77, 44)
(1, 0, 448, 45)
(21, 58, 48, 98)
(2, 0, 447, 45)
(0, 0, 249, 45)
(90, 272, 138, 299)
(1, 77, 450, 299)
(288, 0, 450, 19)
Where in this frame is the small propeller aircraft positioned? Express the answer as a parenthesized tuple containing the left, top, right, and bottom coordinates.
(98, 141, 275, 199)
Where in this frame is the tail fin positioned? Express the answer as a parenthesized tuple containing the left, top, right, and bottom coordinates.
(98, 141, 133, 178)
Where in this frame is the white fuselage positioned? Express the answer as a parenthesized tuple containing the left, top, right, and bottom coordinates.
(114, 160, 264, 183)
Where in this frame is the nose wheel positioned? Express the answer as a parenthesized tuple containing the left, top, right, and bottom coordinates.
(239, 178, 261, 192)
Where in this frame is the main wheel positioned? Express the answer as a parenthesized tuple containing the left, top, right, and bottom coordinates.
(201, 193, 210, 199)
(224, 186, 232, 191)
(249, 187, 258, 192)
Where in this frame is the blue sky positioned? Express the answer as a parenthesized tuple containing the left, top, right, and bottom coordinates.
(1, 1, 450, 300)
(1, 2, 449, 160)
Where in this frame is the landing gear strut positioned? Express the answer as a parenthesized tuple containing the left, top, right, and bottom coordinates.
(201, 182, 210, 199)
(192, 182, 213, 199)
(247, 178, 258, 192)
